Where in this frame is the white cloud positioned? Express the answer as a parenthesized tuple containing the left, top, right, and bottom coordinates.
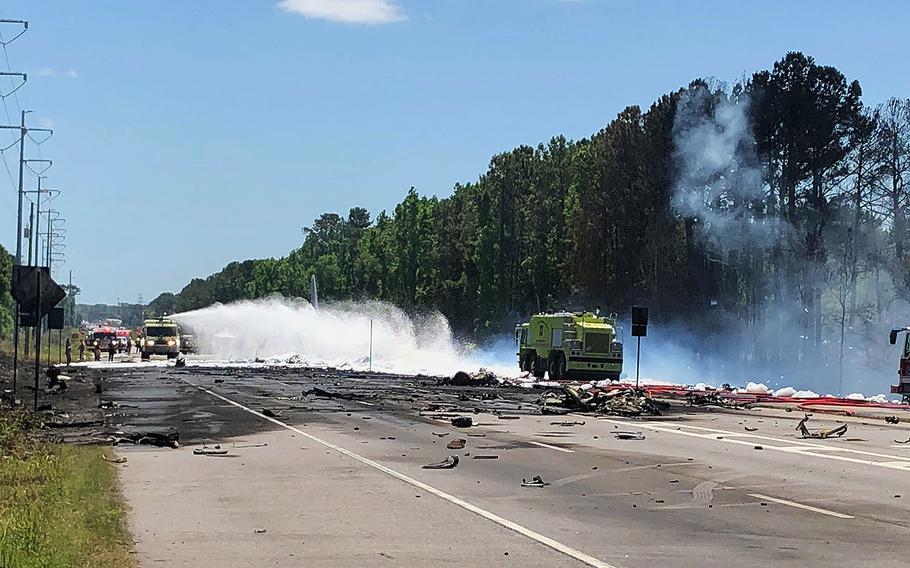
(276, 0, 407, 25)
(33, 67, 79, 79)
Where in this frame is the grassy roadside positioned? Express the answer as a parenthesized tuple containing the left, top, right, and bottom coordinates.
(0, 411, 136, 568)
(0, 331, 75, 367)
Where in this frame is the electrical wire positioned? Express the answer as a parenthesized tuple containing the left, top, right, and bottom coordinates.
(0, 18, 22, 202)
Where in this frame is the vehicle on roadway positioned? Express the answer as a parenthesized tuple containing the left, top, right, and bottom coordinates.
(515, 311, 623, 381)
(115, 328, 132, 352)
(890, 326, 910, 401)
(90, 326, 118, 351)
(141, 317, 180, 360)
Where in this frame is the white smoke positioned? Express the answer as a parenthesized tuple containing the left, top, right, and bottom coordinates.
(672, 87, 787, 249)
(172, 297, 517, 377)
(664, 85, 905, 397)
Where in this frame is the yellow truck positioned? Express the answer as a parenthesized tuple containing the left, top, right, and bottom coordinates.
(516, 311, 623, 380)
(141, 317, 180, 360)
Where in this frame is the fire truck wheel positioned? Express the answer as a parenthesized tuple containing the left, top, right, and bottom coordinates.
(549, 355, 563, 381)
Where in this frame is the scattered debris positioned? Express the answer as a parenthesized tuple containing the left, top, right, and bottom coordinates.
(110, 430, 180, 448)
(234, 442, 268, 448)
(753, 445, 764, 450)
(446, 438, 467, 450)
(446, 369, 499, 387)
(422, 455, 459, 469)
(214, 379, 225, 384)
(194, 445, 228, 455)
(472, 454, 499, 460)
(521, 475, 549, 488)
(102, 455, 128, 464)
(796, 414, 848, 439)
(614, 431, 646, 440)
(744, 426, 758, 432)
(303, 387, 356, 401)
(45, 418, 104, 429)
(550, 421, 586, 427)
(254, 528, 268, 534)
(175, 356, 186, 368)
(45, 366, 70, 391)
(261, 409, 283, 418)
(451, 416, 473, 428)
(432, 432, 450, 437)
(541, 386, 670, 417)
(886, 416, 901, 424)
(497, 415, 520, 420)
(894, 437, 910, 444)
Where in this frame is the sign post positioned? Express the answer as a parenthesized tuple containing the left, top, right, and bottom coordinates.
(631, 306, 649, 389)
(10, 265, 66, 410)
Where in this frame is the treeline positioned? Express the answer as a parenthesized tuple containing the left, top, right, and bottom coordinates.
(0, 244, 13, 339)
(152, 52, 910, 361)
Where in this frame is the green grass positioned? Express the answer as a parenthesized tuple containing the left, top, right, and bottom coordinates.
(1, 329, 83, 367)
(0, 411, 136, 568)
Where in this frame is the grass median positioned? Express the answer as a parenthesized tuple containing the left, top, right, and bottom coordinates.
(0, 411, 136, 568)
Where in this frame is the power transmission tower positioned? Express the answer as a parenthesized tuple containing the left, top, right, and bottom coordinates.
(0, 17, 57, 395)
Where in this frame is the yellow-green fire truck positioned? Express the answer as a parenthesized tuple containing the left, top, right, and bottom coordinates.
(141, 317, 180, 360)
(516, 312, 623, 380)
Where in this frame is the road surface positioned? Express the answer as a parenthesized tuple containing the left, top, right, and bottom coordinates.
(96, 364, 910, 567)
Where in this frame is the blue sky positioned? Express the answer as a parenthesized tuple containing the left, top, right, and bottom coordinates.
(0, 0, 907, 304)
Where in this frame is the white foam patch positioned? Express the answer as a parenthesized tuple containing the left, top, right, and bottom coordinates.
(773, 386, 797, 397)
(792, 390, 820, 399)
(739, 381, 772, 394)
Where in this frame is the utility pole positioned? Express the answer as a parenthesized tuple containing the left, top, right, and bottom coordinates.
(24, 202, 34, 358)
(11, 110, 26, 395)
(1, 110, 53, 392)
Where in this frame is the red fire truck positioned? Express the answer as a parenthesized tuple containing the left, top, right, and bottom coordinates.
(889, 327, 910, 401)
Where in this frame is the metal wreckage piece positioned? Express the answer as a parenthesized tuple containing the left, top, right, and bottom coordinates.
(539, 386, 670, 417)
(796, 414, 848, 439)
(422, 455, 460, 469)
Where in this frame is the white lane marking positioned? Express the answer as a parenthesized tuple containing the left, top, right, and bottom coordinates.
(654, 502, 760, 511)
(646, 422, 909, 461)
(189, 382, 617, 568)
(529, 440, 575, 453)
(354, 400, 376, 406)
(748, 493, 854, 519)
(551, 462, 698, 488)
(610, 461, 700, 474)
(595, 418, 910, 472)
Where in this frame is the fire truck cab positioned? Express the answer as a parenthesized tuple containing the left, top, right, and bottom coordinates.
(889, 327, 910, 400)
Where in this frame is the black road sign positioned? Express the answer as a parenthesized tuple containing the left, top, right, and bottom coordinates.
(11, 265, 66, 312)
(631, 306, 649, 337)
(47, 307, 65, 330)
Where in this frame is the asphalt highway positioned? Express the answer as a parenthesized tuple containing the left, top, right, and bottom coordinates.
(99, 364, 910, 567)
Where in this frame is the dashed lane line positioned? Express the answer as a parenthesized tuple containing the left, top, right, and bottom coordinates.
(748, 493, 854, 519)
(529, 440, 575, 453)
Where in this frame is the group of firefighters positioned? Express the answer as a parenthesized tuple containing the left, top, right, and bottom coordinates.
(63, 335, 145, 365)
